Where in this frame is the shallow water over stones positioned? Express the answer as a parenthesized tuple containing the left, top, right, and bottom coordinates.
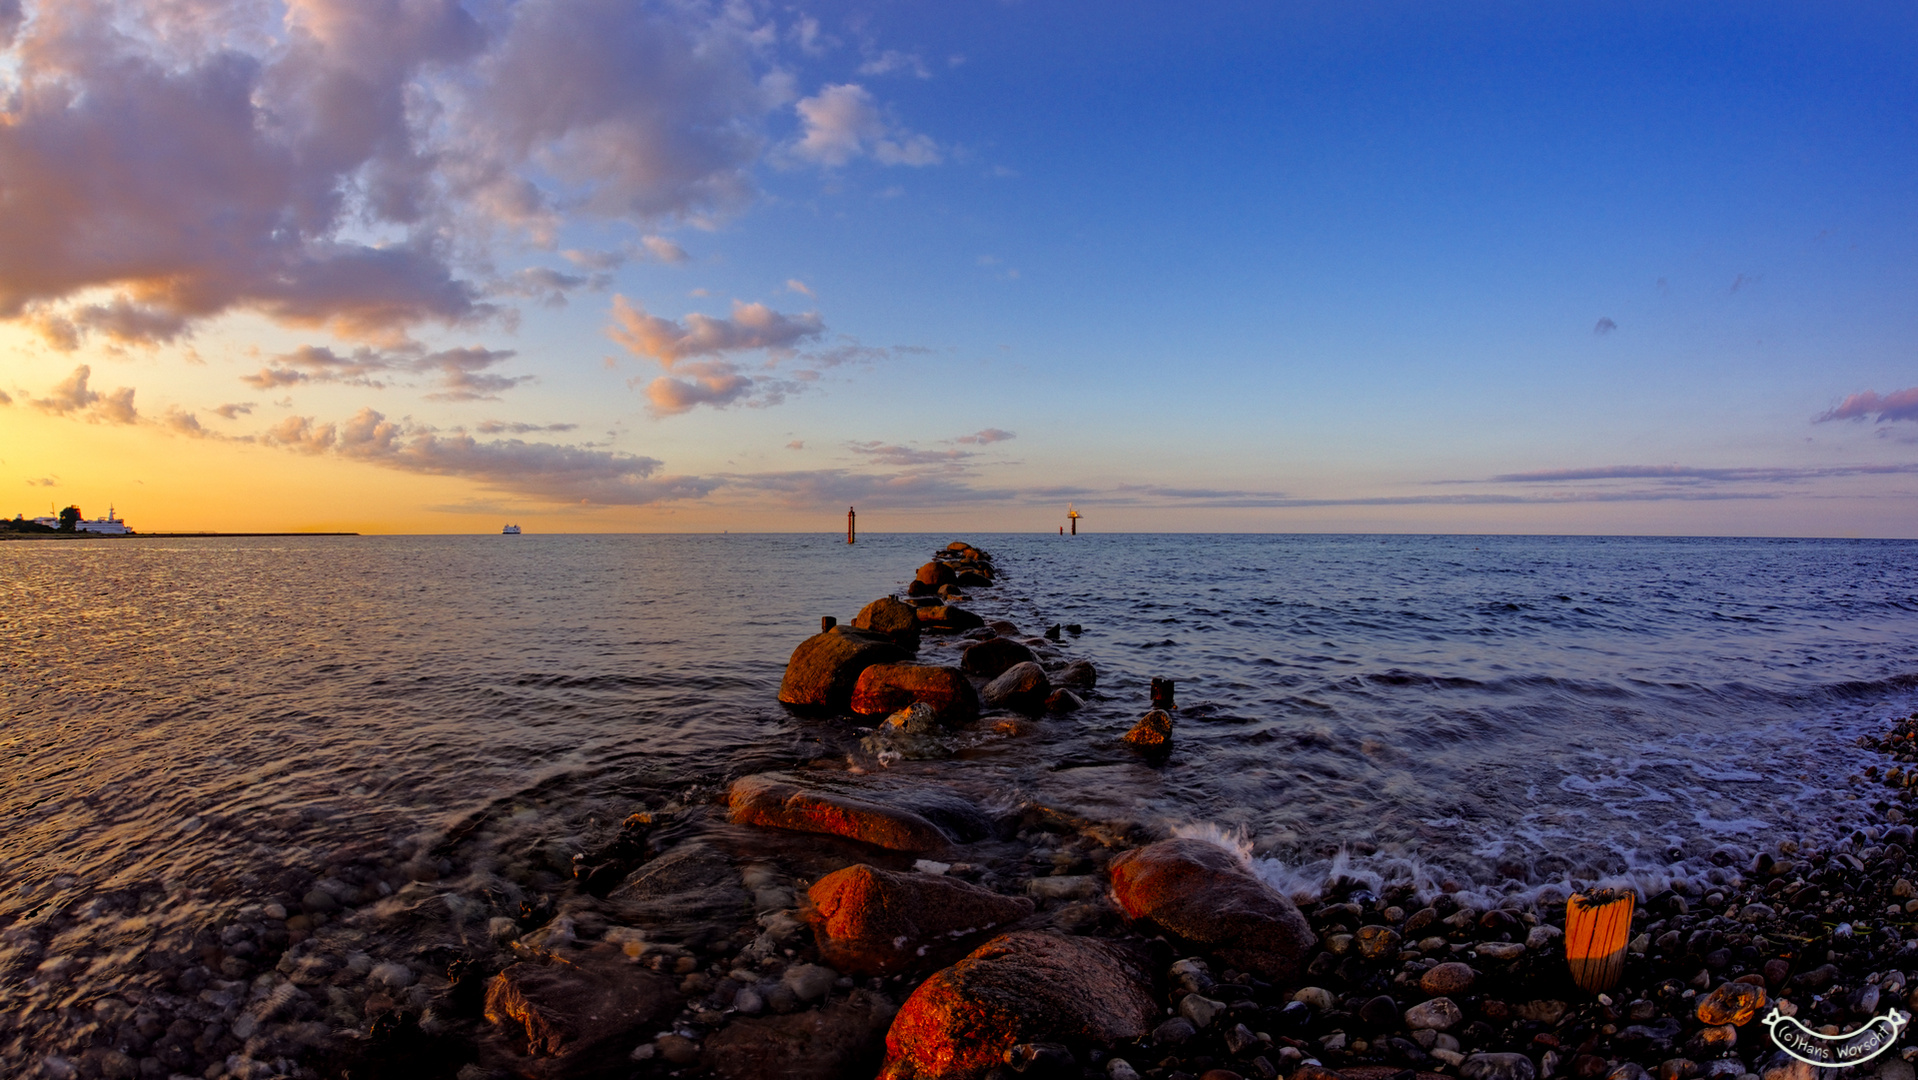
(4, 533, 1918, 1076)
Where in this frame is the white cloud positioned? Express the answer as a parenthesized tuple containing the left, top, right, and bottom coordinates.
(789, 83, 941, 168)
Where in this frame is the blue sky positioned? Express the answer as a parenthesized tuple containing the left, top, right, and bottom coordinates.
(2, 0, 1915, 533)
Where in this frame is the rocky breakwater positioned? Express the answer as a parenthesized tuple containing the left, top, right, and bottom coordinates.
(200, 544, 1918, 1080)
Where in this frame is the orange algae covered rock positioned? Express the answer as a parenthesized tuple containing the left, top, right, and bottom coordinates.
(851, 664, 981, 724)
(1695, 979, 1767, 1026)
(779, 627, 909, 709)
(1124, 709, 1173, 747)
(878, 931, 1158, 1080)
(728, 774, 952, 853)
(1107, 837, 1317, 981)
(807, 864, 1033, 975)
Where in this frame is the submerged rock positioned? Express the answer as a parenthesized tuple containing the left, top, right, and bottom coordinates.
(878, 931, 1159, 1080)
(851, 664, 981, 725)
(483, 948, 678, 1071)
(915, 605, 986, 633)
(704, 991, 898, 1080)
(807, 864, 1035, 975)
(603, 843, 752, 942)
(728, 774, 953, 853)
(1107, 837, 1317, 981)
(961, 637, 1036, 680)
(915, 561, 956, 588)
(1056, 659, 1098, 689)
(779, 628, 910, 709)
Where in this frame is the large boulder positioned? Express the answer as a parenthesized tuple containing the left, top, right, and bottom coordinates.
(981, 661, 1051, 712)
(915, 605, 985, 633)
(807, 865, 1035, 975)
(960, 637, 1036, 680)
(484, 948, 679, 1073)
(728, 774, 953, 853)
(1107, 837, 1317, 981)
(915, 561, 956, 587)
(853, 597, 921, 650)
(851, 665, 980, 725)
(779, 627, 910, 709)
(704, 991, 897, 1080)
(878, 932, 1159, 1080)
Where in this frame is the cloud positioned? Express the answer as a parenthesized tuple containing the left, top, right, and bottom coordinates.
(29, 364, 138, 423)
(607, 296, 823, 366)
(210, 403, 254, 419)
(26, 477, 57, 487)
(1816, 388, 1918, 424)
(1594, 317, 1617, 336)
(1475, 463, 1918, 484)
(259, 406, 716, 505)
(955, 428, 1015, 445)
(789, 83, 941, 167)
(475, 420, 578, 434)
(0, 389, 11, 406)
(786, 279, 814, 297)
(0, 0, 821, 346)
(164, 408, 210, 437)
(33, 297, 194, 351)
(641, 236, 690, 264)
(726, 468, 1011, 510)
(786, 440, 804, 450)
(857, 50, 931, 79)
(241, 343, 526, 399)
(1731, 273, 1761, 293)
(493, 267, 592, 307)
(846, 442, 973, 467)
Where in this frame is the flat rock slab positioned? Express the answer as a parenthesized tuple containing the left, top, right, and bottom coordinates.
(1108, 836, 1317, 982)
(878, 931, 1158, 1080)
(808, 864, 1035, 975)
(483, 948, 679, 1074)
(779, 627, 910, 709)
(729, 774, 954, 853)
(704, 990, 897, 1080)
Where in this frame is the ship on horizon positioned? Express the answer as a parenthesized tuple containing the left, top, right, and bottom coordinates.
(502, 524, 521, 535)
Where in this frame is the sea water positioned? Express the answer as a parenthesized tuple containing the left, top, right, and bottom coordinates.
(3, 532, 1916, 1067)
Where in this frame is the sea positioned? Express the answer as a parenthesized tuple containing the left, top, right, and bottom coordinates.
(4, 532, 1917, 1070)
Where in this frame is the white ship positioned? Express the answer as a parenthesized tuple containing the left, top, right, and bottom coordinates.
(76, 506, 133, 535)
(502, 524, 521, 535)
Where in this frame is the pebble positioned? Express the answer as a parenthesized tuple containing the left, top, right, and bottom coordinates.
(367, 962, 414, 989)
(1180, 994, 1226, 1029)
(781, 963, 837, 1003)
(1476, 941, 1526, 961)
(1154, 1016, 1197, 1045)
(1405, 997, 1463, 1031)
(1463, 1052, 1538, 1080)
(1108, 1059, 1143, 1080)
(1292, 986, 1336, 1010)
(733, 988, 764, 1015)
(1420, 961, 1477, 996)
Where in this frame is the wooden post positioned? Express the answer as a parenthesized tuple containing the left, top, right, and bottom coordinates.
(847, 506, 856, 544)
(1565, 889, 1635, 994)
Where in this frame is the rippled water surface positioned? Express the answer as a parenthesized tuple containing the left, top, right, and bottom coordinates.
(4, 532, 1918, 1068)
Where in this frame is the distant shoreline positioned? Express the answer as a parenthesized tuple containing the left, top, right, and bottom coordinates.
(0, 531, 360, 540)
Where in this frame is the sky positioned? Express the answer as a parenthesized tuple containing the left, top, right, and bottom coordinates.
(1, 0, 1916, 535)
